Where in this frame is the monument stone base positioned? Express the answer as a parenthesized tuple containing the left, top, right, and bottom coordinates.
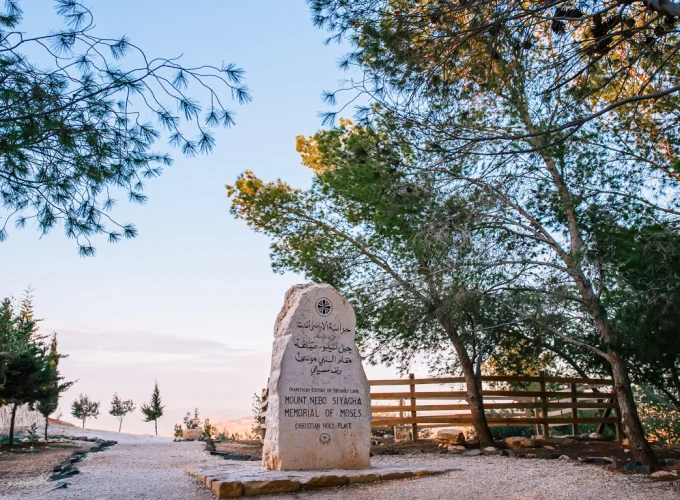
(186, 462, 458, 498)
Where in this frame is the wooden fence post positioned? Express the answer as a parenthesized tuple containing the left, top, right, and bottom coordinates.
(570, 382, 578, 436)
(539, 371, 549, 437)
(396, 397, 404, 439)
(409, 373, 417, 442)
(532, 396, 541, 436)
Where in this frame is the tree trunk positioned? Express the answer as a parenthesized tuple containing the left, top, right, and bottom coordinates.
(118, 419, 122, 432)
(535, 147, 659, 468)
(44, 415, 49, 441)
(576, 282, 659, 467)
(82, 419, 85, 428)
(609, 350, 659, 469)
(154, 419, 158, 436)
(461, 354, 494, 448)
(438, 316, 495, 448)
(8, 403, 18, 446)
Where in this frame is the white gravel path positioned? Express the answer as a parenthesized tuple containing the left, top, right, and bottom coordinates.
(1, 425, 215, 500)
(2, 426, 678, 499)
(275, 454, 680, 500)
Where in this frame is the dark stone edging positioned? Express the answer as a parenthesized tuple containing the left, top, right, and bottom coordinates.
(48, 438, 117, 482)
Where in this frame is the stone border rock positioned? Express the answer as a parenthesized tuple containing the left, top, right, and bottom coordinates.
(186, 464, 458, 498)
(48, 438, 117, 482)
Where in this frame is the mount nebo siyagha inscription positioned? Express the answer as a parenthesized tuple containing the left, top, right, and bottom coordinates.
(262, 284, 371, 470)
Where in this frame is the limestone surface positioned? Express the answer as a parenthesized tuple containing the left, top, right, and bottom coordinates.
(436, 429, 466, 446)
(262, 284, 371, 470)
(186, 463, 457, 499)
(183, 429, 202, 440)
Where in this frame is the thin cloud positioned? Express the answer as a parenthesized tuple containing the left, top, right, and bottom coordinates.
(55, 328, 253, 357)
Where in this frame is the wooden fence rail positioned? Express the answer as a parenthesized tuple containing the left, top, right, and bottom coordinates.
(260, 371, 623, 442)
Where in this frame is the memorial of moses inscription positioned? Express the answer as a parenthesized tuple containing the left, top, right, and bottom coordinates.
(262, 284, 371, 470)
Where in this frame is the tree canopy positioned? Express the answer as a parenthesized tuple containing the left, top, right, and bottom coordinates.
(310, 0, 680, 161)
(0, 0, 250, 255)
(288, 0, 680, 467)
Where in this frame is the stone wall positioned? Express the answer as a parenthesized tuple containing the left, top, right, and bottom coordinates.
(0, 404, 46, 435)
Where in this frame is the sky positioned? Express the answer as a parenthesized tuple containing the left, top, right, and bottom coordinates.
(0, 0, 427, 436)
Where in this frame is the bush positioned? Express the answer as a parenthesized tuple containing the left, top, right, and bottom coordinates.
(183, 408, 200, 430)
(635, 388, 680, 444)
(202, 419, 217, 439)
(490, 426, 535, 440)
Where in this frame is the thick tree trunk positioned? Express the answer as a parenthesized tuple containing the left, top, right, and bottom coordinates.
(609, 350, 659, 469)
(438, 316, 495, 448)
(577, 284, 659, 467)
(533, 145, 659, 468)
(8, 403, 17, 446)
(44, 416, 49, 441)
(461, 354, 494, 448)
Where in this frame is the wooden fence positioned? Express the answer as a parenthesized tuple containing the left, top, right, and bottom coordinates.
(261, 371, 623, 441)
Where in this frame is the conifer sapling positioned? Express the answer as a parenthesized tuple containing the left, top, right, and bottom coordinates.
(140, 380, 164, 435)
(109, 393, 136, 432)
(71, 394, 100, 428)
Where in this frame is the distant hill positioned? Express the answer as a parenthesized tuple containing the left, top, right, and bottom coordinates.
(207, 416, 253, 438)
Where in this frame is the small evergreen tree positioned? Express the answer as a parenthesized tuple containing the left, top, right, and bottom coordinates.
(71, 394, 100, 428)
(109, 393, 136, 432)
(251, 393, 264, 440)
(0, 290, 57, 445)
(140, 380, 164, 435)
(34, 333, 74, 439)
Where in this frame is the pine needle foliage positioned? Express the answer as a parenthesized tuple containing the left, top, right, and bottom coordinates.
(0, 0, 251, 255)
(140, 380, 164, 435)
(109, 393, 136, 432)
(0, 290, 64, 444)
(71, 393, 100, 428)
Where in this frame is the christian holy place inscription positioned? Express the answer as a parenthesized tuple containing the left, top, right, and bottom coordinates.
(262, 284, 371, 470)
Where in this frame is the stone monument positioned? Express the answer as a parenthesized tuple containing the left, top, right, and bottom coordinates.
(262, 284, 371, 470)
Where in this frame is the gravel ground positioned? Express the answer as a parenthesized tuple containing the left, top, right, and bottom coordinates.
(271, 454, 680, 500)
(1, 426, 677, 499)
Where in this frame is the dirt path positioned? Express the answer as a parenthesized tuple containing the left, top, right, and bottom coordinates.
(1, 427, 677, 499)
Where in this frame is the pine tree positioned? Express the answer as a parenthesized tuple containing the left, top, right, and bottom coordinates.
(71, 394, 100, 428)
(140, 380, 164, 435)
(0, 297, 17, 391)
(35, 334, 74, 439)
(0, 1, 250, 255)
(0, 291, 57, 445)
(109, 393, 136, 432)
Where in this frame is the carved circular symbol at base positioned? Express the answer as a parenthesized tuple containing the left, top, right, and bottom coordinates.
(319, 433, 331, 445)
(316, 298, 332, 317)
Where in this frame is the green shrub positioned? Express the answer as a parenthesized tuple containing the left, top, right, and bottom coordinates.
(635, 388, 680, 444)
(489, 426, 535, 440)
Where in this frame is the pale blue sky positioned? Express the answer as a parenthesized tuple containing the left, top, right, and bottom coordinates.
(1, 1, 418, 434)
